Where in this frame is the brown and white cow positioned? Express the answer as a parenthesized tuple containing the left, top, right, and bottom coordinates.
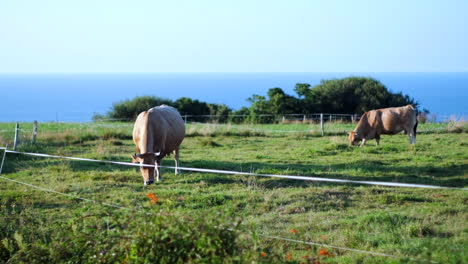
(132, 105, 185, 185)
(348, 105, 418, 146)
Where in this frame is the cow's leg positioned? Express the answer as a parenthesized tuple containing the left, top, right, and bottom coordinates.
(406, 129, 414, 144)
(375, 135, 380, 146)
(155, 159, 162, 182)
(174, 148, 180, 175)
(360, 138, 367, 147)
(412, 121, 418, 144)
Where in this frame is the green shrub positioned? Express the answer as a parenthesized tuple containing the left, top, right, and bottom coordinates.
(108, 96, 174, 121)
(0, 206, 274, 264)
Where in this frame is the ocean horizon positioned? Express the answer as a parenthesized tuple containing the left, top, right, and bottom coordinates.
(1, 72, 467, 122)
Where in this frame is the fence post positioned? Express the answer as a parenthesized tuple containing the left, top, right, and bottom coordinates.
(320, 113, 324, 136)
(32, 121, 38, 144)
(184, 115, 187, 124)
(303, 114, 306, 123)
(14, 123, 20, 151)
(282, 116, 285, 123)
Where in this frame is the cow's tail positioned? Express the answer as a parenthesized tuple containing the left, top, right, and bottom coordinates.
(413, 109, 419, 136)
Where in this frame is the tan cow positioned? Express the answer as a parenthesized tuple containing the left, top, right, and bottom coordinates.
(348, 105, 418, 146)
(132, 105, 185, 185)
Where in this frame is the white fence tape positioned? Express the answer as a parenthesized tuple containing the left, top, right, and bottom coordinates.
(0, 147, 465, 190)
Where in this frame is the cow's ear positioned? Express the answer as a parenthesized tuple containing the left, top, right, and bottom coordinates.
(131, 154, 139, 163)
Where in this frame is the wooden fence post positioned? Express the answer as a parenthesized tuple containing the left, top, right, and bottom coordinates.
(32, 121, 38, 144)
(13, 123, 20, 151)
(320, 113, 324, 136)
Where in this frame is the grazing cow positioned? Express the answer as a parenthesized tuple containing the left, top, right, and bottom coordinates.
(348, 105, 418, 146)
(132, 105, 185, 185)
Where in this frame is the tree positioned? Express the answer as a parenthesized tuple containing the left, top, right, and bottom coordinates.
(294, 83, 311, 98)
(174, 97, 210, 122)
(174, 97, 210, 116)
(300, 77, 418, 114)
(99, 96, 234, 122)
(267, 88, 301, 115)
(247, 95, 272, 123)
(245, 88, 302, 123)
(207, 103, 232, 123)
(107, 96, 173, 120)
(229, 107, 250, 123)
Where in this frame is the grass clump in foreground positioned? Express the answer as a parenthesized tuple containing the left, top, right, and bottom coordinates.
(0, 203, 280, 263)
(0, 122, 467, 263)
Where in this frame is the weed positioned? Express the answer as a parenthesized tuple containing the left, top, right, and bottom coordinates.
(447, 119, 466, 133)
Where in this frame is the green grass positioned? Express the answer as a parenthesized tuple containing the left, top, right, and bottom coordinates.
(0, 122, 467, 263)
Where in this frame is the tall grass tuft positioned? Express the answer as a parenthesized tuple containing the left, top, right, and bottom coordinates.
(446, 116, 466, 133)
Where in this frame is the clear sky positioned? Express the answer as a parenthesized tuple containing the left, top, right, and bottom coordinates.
(1, 0, 467, 73)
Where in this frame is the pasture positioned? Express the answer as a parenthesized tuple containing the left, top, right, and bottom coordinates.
(0, 122, 467, 263)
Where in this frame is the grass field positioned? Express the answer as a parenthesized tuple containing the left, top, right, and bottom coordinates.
(0, 122, 467, 263)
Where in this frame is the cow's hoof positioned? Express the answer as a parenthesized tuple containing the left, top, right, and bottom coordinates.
(144, 180, 154, 185)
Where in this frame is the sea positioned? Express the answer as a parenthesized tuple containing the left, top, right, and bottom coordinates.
(0, 72, 467, 122)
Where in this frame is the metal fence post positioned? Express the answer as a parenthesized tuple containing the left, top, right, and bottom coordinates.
(32, 121, 38, 144)
(320, 113, 324, 136)
(13, 123, 20, 150)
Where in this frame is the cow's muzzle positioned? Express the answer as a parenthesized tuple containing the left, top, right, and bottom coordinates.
(144, 180, 154, 186)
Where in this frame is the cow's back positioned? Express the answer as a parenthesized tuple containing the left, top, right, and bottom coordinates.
(380, 105, 417, 134)
(147, 105, 185, 156)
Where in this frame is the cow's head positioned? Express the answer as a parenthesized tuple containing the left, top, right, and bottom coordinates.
(131, 152, 158, 185)
(348, 131, 361, 146)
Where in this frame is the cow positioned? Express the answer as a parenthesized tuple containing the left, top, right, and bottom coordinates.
(131, 105, 185, 185)
(348, 105, 418, 146)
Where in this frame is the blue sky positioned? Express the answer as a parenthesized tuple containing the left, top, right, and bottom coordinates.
(1, 0, 467, 73)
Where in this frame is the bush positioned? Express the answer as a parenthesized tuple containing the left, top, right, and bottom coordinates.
(296, 77, 418, 114)
(108, 96, 174, 121)
(0, 206, 274, 263)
